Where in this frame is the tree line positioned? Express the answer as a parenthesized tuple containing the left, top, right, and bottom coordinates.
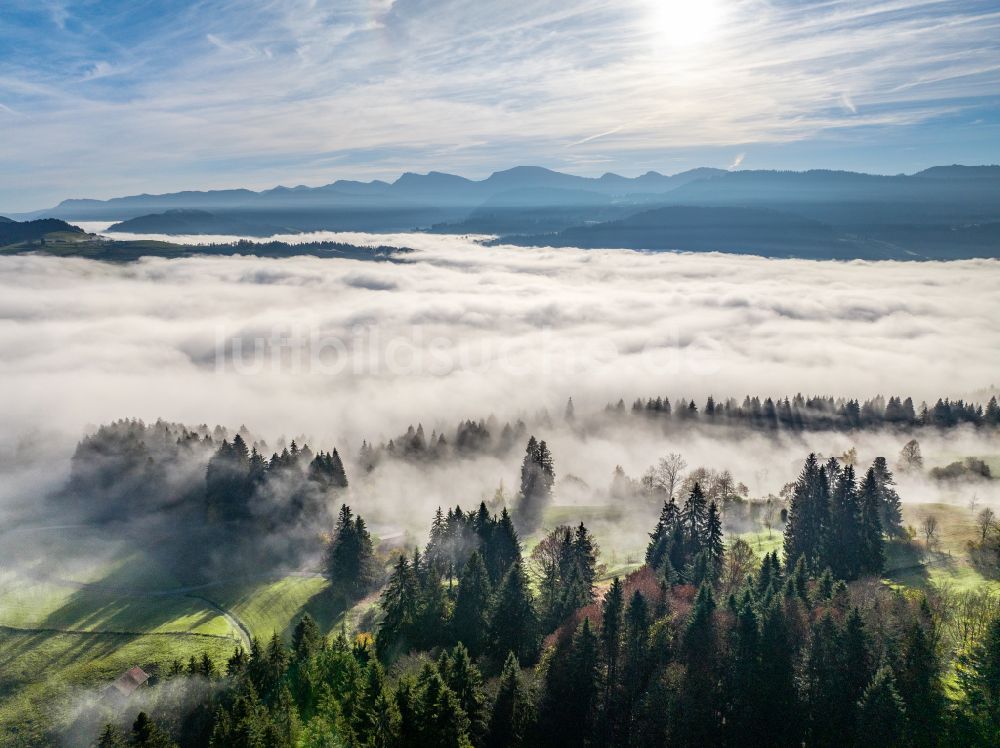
(614, 393, 1000, 431)
(96, 449, 1000, 747)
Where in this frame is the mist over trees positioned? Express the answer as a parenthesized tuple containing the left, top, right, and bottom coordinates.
(90, 448, 1000, 747)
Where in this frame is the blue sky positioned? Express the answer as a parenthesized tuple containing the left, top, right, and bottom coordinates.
(1, 0, 999, 211)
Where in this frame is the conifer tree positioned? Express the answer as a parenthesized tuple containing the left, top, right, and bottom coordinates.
(441, 645, 487, 745)
(899, 619, 944, 744)
(859, 468, 885, 574)
(488, 560, 539, 664)
(783, 453, 829, 570)
(292, 613, 322, 663)
(354, 660, 400, 747)
(857, 667, 907, 747)
(515, 436, 554, 533)
(377, 555, 419, 662)
(682, 482, 708, 554)
(131, 712, 176, 748)
(872, 457, 904, 537)
(452, 551, 492, 658)
(484, 508, 520, 583)
(705, 501, 724, 571)
(646, 498, 679, 568)
(325, 504, 379, 602)
(827, 464, 862, 580)
(600, 577, 625, 704)
(487, 654, 533, 748)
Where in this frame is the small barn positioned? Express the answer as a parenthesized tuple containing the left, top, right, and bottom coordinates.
(103, 666, 150, 704)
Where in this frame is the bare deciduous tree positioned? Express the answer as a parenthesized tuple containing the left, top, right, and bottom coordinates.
(976, 507, 996, 542)
(763, 496, 777, 539)
(654, 453, 686, 500)
(922, 514, 939, 549)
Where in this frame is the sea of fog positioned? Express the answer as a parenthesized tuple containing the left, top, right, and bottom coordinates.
(1, 229, 999, 537)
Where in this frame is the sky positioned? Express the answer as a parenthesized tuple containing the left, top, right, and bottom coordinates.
(1, 0, 999, 211)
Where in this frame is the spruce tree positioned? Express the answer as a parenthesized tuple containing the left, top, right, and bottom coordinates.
(488, 560, 539, 664)
(354, 660, 400, 747)
(646, 498, 679, 569)
(783, 453, 828, 570)
(682, 482, 708, 556)
(857, 667, 907, 747)
(859, 468, 885, 574)
(872, 457, 904, 537)
(705, 501, 724, 571)
(487, 654, 533, 748)
(377, 555, 419, 662)
(441, 645, 487, 745)
(899, 619, 944, 745)
(484, 508, 521, 583)
(325, 504, 379, 602)
(600, 577, 625, 703)
(452, 551, 492, 658)
(516, 436, 555, 533)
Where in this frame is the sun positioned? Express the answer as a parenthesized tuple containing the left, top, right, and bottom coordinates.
(649, 0, 725, 49)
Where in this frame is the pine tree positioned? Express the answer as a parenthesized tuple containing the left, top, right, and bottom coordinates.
(646, 498, 679, 568)
(452, 551, 492, 658)
(682, 482, 708, 555)
(705, 501, 724, 571)
(801, 613, 845, 746)
(484, 508, 520, 583)
(827, 464, 862, 580)
(325, 504, 379, 602)
(515, 436, 554, 533)
(354, 660, 400, 747)
(441, 645, 487, 745)
(680, 584, 720, 745)
(859, 468, 885, 574)
(757, 599, 801, 746)
(131, 712, 176, 748)
(857, 667, 907, 747)
(958, 611, 1000, 734)
(97, 724, 128, 748)
(488, 560, 539, 665)
(842, 607, 872, 708)
(783, 453, 830, 571)
(872, 457, 904, 537)
(572, 522, 598, 602)
(600, 577, 625, 705)
(377, 555, 419, 662)
(899, 619, 943, 745)
(414, 666, 471, 748)
(292, 613, 322, 663)
(487, 653, 533, 748)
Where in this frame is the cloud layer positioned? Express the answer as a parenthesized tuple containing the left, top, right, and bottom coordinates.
(0, 234, 997, 446)
(1, 237, 999, 549)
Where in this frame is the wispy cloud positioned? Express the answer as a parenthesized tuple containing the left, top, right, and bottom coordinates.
(1, 0, 999, 209)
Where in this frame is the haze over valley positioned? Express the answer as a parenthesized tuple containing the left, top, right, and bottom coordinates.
(3, 1, 1000, 746)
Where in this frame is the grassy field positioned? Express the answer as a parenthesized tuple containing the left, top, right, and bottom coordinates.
(0, 629, 235, 747)
(0, 534, 248, 744)
(883, 501, 1000, 594)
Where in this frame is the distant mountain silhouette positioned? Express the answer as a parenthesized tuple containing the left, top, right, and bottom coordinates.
(23, 166, 728, 220)
(10, 164, 1000, 259)
(107, 209, 290, 236)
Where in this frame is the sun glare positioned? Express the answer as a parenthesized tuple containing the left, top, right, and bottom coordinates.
(649, 0, 725, 49)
